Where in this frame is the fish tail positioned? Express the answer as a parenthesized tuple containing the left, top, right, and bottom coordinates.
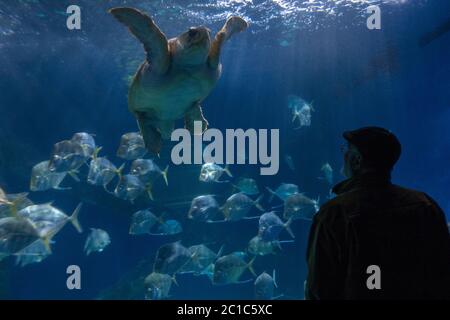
(172, 275, 179, 287)
(273, 269, 278, 288)
(69, 203, 83, 233)
(162, 165, 169, 186)
(284, 218, 295, 239)
(10, 193, 29, 217)
(146, 185, 154, 201)
(265, 187, 275, 203)
(223, 165, 233, 178)
(247, 257, 257, 277)
(116, 163, 125, 178)
(157, 212, 167, 224)
(68, 169, 80, 182)
(93, 146, 103, 159)
(216, 245, 225, 259)
(254, 194, 264, 212)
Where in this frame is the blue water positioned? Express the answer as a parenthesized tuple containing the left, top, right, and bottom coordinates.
(0, 0, 449, 299)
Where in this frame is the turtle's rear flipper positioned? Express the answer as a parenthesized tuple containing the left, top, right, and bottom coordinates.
(136, 113, 162, 154)
(185, 104, 208, 134)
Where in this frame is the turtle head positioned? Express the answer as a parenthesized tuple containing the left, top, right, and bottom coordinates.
(174, 26, 211, 66)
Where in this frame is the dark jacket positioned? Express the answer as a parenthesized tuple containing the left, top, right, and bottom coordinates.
(305, 172, 450, 300)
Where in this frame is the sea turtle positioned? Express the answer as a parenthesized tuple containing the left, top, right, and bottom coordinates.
(109, 7, 249, 153)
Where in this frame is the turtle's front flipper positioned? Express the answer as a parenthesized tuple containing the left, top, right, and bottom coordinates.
(208, 16, 248, 69)
(109, 7, 170, 74)
(135, 112, 162, 154)
(184, 104, 209, 135)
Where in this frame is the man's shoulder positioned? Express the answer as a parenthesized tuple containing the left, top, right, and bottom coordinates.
(315, 184, 436, 222)
(389, 184, 436, 206)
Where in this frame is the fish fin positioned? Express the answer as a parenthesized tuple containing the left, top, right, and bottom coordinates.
(278, 240, 295, 245)
(172, 275, 179, 286)
(291, 112, 299, 123)
(93, 146, 103, 159)
(273, 270, 278, 288)
(265, 187, 275, 203)
(69, 203, 83, 233)
(68, 170, 80, 182)
(216, 245, 225, 259)
(215, 179, 231, 184)
(162, 165, 169, 186)
(116, 163, 126, 178)
(9, 193, 28, 217)
(146, 185, 154, 201)
(243, 215, 260, 220)
(272, 294, 284, 300)
(247, 257, 257, 277)
(55, 186, 72, 191)
(219, 205, 228, 219)
(223, 165, 233, 178)
(41, 235, 54, 254)
(206, 219, 228, 224)
(236, 278, 254, 284)
(157, 212, 166, 224)
(254, 194, 264, 211)
(284, 218, 295, 239)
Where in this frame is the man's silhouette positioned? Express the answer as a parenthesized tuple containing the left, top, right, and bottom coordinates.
(305, 127, 450, 299)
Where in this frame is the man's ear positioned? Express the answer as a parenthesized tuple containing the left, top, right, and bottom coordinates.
(352, 153, 362, 171)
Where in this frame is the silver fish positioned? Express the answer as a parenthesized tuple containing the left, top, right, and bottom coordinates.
(84, 228, 110, 255)
(221, 193, 264, 221)
(319, 163, 333, 185)
(18, 203, 83, 236)
(247, 236, 294, 256)
(199, 163, 232, 183)
(233, 178, 259, 195)
(180, 244, 223, 275)
(288, 95, 314, 129)
(153, 219, 182, 236)
(254, 271, 280, 300)
(71, 132, 97, 158)
(114, 174, 146, 202)
(87, 157, 123, 189)
(213, 252, 256, 285)
(284, 155, 296, 171)
(30, 160, 73, 191)
(129, 209, 161, 235)
(188, 195, 220, 222)
(48, 140, 87, 172)
(130, 159, 168, 186)
(258, 211, 294, 241)
(116, 132, 147, 160)
(266, 183, 300, 202)
(153, 241, 191, 275)
(283, 193, 319, 221)
(144, 272, 175, 300)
